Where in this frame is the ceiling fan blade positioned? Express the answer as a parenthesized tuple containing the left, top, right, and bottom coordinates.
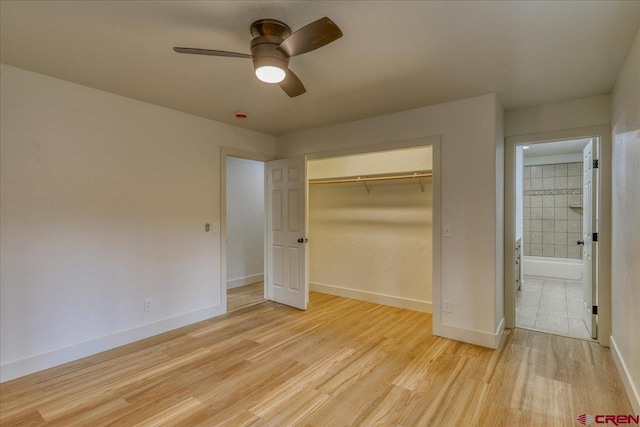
(173, 47, 252, 59)
(279, 69, 306, 97)
(278, 17, 343, 57)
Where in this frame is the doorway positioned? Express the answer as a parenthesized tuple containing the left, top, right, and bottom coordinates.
(220, 148, 274, 313)
(514, 138, 597, 340)
(225, 156, 266, 311)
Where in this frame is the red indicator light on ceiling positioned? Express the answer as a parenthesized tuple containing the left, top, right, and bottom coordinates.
(235, 112, 248, 119)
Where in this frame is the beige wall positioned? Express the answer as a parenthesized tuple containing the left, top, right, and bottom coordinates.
(0, 64, 275, 382)
(611, 29, 640, 413)
(506, 94, 611, 137)
(308, 149, 433, 312)
(278, 93, 504, 348)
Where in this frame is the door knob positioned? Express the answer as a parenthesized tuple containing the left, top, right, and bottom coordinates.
(297, 238, 308, 243)
(577, 240, 584, 245)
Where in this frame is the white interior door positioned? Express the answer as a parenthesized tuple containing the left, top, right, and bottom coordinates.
(582, 140, 597, 338)
(266, 157, 308, 310)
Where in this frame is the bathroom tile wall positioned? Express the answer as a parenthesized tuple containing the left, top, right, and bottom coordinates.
(523, 162, 583, 259)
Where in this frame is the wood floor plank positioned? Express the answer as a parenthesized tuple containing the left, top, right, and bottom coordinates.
(227, 282, 266, 312)
(249, 347, 354, 418)
(0, 409, 45, 427)
(37, 348, 212, 421)
(315, 337, 393, 397)
(43, 397, 130, 427)
(134, 397, 206, 427)
(309, 356, 407, 426)
(182, 360, 308, 425)
(258, 388, 330, 426)
(0, 291, 633, 426)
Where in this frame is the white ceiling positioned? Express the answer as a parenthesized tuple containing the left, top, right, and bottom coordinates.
(1, 1, 639, 136)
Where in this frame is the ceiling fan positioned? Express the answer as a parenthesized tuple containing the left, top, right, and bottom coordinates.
(174, 17, 342, 97)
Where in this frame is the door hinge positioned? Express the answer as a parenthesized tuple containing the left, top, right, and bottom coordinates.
(593, 232, 598, 242)
(592, 305, 598, 315)
(593, 159, 599, 168)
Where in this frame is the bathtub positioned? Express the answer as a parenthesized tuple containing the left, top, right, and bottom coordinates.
(522, 256, 583, 281)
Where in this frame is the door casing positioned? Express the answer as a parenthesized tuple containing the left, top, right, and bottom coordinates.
(582, 139, 598, 338)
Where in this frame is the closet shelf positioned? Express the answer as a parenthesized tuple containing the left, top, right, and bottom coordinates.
(309, 172, 432, 185)
(309, 172, 432, 194)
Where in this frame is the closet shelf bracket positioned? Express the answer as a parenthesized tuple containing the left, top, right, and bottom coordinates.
(357, 177, 371, 194)
(417, 174, 425, 193)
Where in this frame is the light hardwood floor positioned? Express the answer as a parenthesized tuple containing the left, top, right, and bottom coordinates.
(0, 292, 632, 426)
(227, 282, 265, 312)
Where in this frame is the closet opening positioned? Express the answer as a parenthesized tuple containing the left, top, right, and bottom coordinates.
(306, 146, 434, 312)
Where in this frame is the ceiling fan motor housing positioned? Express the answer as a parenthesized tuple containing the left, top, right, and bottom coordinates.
(250, 35, 289, 72)
(249, 19, 292, 73)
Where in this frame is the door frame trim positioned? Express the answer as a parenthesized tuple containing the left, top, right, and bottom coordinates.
(583, 138, 599, 338)
(504, 125, 611, 346)
(220, 147, 275, 313)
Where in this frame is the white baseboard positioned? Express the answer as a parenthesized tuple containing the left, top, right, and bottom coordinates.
(310, 282, 432, 313)
(434, 317, 505, 349)
(227, 274, 263, 289)
(0, 304, 225, 383)
(610, 335, 640, 413)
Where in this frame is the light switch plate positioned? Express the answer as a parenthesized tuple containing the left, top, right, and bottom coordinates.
(443, 225, 452, 237)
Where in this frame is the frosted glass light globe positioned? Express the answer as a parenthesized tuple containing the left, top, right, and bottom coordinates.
(255, 66, 286, 83)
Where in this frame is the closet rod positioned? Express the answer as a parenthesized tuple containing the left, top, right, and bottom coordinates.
(309, 172, 432, 185)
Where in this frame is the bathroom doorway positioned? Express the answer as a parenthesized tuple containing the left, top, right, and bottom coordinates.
(514, 138, 598, 340)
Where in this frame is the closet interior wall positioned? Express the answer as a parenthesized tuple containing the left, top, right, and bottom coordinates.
(308, 147, 434, 312)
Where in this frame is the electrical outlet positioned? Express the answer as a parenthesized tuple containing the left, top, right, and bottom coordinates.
(143, 299, 152, 312)
(442, 299, 452, 313)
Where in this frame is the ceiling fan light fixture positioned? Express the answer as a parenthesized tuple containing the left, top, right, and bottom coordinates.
(174, 16, 342, 97)
(251, 41, 289, 84)
(255, 65, 286, 83)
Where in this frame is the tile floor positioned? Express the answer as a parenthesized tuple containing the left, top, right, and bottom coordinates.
(516, 275, 593, 340)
